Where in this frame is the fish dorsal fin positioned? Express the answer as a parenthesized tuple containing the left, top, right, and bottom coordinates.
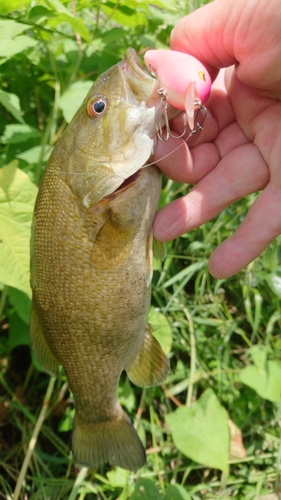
(153, 237, 166, 260)
(126, 324, 169, 387)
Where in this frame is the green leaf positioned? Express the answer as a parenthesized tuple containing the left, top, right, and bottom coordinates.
(58, 406, 74, 432)
(8, 310, 30, 351)
(43, 0, 73, 15)
(16, 145, 52, 164)
(8, 286, 31, 324)
(102, 3, 147, 27)
(131, 479, 163, 500)
(0, 19, 30, 39)
(107, 467, 129, 488)
(47, 14, 91, 42)
(164, 485, 191, 500)
(58, 80, 93, 122)
(1, 124, 41, 144)
(0, 0, 31, 14)
(166, 389, 229, 473)
(240, 359, 281, 403)
(0, 89, 24, 123)
(0, 160, 38, 298)
(266, 273, 281, 297)
(0, 35, 37, 58)
(149, 306, 172, 355)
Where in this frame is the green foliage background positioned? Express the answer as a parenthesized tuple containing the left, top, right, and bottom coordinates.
(0, 1, 281, 499)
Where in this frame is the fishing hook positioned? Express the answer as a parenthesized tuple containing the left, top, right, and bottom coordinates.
(156, 88, 207, 142)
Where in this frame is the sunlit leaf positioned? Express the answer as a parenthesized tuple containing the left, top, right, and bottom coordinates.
(0, 89, 24, 123)
(47, 14, 91, 42)
(149, 306, 172, 354)
(107, 467, 129, 488)
(59, 80, 93, 122)
(102, 3, 147, 27)
(0, 161, 37, 297)
(240, 360, 281, 402)
(0, 0, 31, 15)
(0, 35, 37, 58)
(16, 145, 52, 164)
(166, 389, 229, 473)
(1, 124, 41, 144)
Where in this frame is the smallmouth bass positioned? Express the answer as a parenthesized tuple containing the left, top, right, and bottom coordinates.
(30, 48, 174, 471)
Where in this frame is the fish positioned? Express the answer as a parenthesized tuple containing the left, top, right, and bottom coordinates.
(30, 48, 176, 472)
(144, 49, 211, 130)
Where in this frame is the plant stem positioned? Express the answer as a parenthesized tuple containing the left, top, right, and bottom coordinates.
(68, 467, 88, 500)
(184, 307, 196, 408)
(13, 376, 56, 500)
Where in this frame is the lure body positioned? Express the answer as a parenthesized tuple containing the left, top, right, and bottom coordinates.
(144, 49, 212, 129)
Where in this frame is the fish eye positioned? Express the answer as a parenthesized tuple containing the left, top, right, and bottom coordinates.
(87, 96, 108, 118)
(199, 71, 206, 82)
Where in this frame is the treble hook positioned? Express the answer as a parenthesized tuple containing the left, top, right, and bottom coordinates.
(156, 89, 207, 142)
(157, 88, 187, 141)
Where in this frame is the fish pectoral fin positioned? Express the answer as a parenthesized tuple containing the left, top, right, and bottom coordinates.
(153, 237, 166, 261)
(30, 303, 60, 377)
(127, 324, 169, 387)
(72, 407, 146, 472)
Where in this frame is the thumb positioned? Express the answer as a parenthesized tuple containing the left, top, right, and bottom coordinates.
(170, 0, 277, 89)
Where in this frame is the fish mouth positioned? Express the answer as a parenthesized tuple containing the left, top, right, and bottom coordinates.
(119, 48, 159, 103)
(103, 171, 141, 199)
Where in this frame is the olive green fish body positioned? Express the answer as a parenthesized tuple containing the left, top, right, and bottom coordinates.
(30, 49, 171, 471)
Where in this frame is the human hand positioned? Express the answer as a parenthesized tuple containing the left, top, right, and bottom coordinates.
(150, 0, 281, 278)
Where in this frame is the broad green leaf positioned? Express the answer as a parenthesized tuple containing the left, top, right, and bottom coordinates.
(267, 273, 281, 297)
(240, 361, 281, 402)
(164, 485, 191, 500)
(0, 89, 24, 123)
(131, 479, 163, 500)
(0, 0, 31, 14)
(166, 389, 229, 473)
(8, 310, 30, 351)
(8, 286, 31, 324)
(0, 19, 30, 39)
(0, 35, 37, 58)
(107, 467, 129, 488)
(0, 161, 37, 298)
(47, 14, 91, 42)
(1, 124, 41, 144)
(149, 306, 172, 354)
(102, 3, 147, 27)
(59, 80, 93, 122)
(43, 0, 73, 15)
(16, 145, 52, 164)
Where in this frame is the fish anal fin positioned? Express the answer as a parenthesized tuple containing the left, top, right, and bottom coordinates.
(30, 303, 60, 377)
(127, 324, 169, 387)
(72, 409, 146, 472)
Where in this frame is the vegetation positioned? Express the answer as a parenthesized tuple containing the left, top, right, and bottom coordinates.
(0, 0, 281, 499)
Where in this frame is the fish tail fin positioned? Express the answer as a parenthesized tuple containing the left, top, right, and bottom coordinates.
(72, 408, 146, 471)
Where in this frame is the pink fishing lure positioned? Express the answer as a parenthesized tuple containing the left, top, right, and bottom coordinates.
(144, 49, 211, 130)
